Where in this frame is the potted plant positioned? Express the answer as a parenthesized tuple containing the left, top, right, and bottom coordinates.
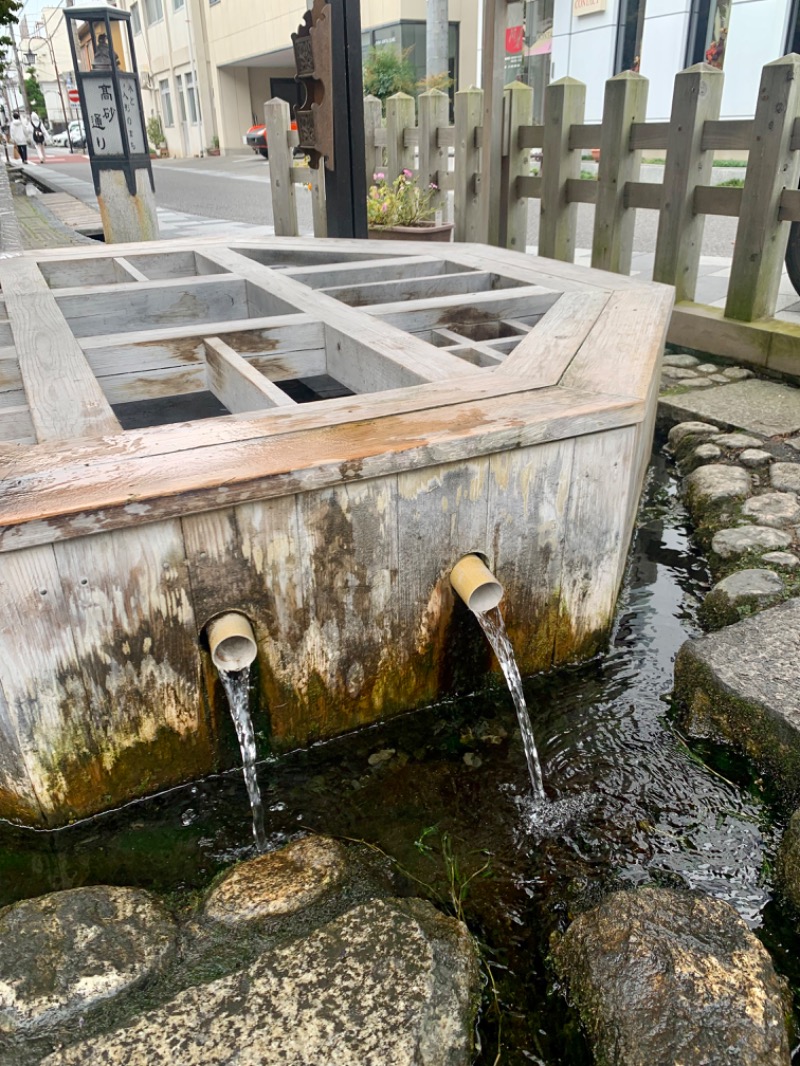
(208, 135, 220, 156)
(367, 169, 454, 241)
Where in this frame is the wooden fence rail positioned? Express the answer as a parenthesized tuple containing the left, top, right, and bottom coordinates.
(264, 55, 800, 375)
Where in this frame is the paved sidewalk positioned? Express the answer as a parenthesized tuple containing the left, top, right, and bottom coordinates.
(8, 159, 276, 242)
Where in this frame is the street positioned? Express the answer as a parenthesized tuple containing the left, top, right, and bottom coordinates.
(38, 151, 742, 260)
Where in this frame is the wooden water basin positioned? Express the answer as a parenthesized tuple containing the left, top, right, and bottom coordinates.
(0, 237, 673, 826)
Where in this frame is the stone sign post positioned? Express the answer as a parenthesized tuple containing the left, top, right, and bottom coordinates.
(63, 3, 159, 243)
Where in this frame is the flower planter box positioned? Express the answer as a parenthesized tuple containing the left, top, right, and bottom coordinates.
(368, 222, 454, 242)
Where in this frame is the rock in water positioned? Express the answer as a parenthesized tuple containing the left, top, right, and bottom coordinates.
(43, 898, 480, 1066)
(0, 886, 176, 1035)
(552, 886, 790, 1066)
(203, 835, 347, 924)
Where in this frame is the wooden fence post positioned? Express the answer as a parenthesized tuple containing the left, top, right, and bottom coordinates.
(363, 94, 383, 187)
(310, 167, 327, 238)
(591, 71, 648, 274)
(726, 54, 800, 322)
(418, 88, 450, 221)
(264, 98, 298, 237)
(539, 76, 586, 262)
(653, 63, 724, 302)
(500, 80, 534, 252)
(386, 92, 416, 180)
(454, 86, 483, 242)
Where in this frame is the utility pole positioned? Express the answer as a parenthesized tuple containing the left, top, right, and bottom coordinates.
(426, 0, 449, 83)
(11, 26, 31, 113)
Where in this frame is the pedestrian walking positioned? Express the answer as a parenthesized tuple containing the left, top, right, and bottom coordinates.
(9, 112, 31, 165)
(30, 113, 47, 164)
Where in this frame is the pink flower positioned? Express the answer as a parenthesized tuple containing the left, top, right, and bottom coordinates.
(402, 168, 412, 177)
(375, 171, 385, 180)
(381, 203, 389, 213)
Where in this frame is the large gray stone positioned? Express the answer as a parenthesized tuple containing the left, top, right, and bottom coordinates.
(44, 898, 480, 1066)
(667, 421, 718, 452)
(699, 568, 784, 630)
(742, 491, 800, 528)
(660, 380, 800, 437)
(662, 353, 700, 368)
(770, 462, 800, 494)
(684, 464, 751, 506)
(712, 432, 764, 450)
(740, 449, 774, 469)
(552, 886, 790, 1066)
(711, 525, 792, 559)
(204, 835, 347, 925)
(0, 886, 176, 1035)
(674, 598, 800, 801)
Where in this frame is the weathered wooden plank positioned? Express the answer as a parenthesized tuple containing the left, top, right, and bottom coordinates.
(295, 476, 401, 740)
(397, 456, 492, 695)
(318, 271, 499, 307)
(264, 97, 298, 237)
(517, 175, 542, 199)
(454, 86, 484, 243)
(365, 286, 558, 332)
(0, 543, 84, 823)
(592, 71, 648, 275)
(56, 277, 265, 338)
(48, 521, 210, 822)
(437, 126, 455, 149)
(654, 64, 724, 302)
(0, 404, 35, 442)
(203, 334, 298, 413)
(539, 77, 586, 263)
(481, 0, 507, 246)
(555, 426, 638, 661)
(0, 385, 643, 552)
(181, 495, 308, 744)
(560, 285, 673, 402)
(518, 124, 545, 149)
(629, 121, 670, 150)
(502, 81, 534, 252)
(0, 258, 120, 442)
(419, 90, 450, 222)
(727, 55, 800, 322)
(567, 123, 602, 150)
(489, 438, 575, 673)
(625, 182, 661, 210)
(113, 256, 149, 283)
(565, 178, 598, 205)
(779, 188, 800, 222)
(363, 94, 384, 187)
(285, 255, 448, 289)
(80, 315, 324, 378)
(200, 245, 476, 383)
(0, 672, 40, 825)
(693, 184, 743, 217)
(498, 290, 610, 385)
(386, 92, 416, 180)
(204, 336, 298, 414)
(700, 118, 753, 152)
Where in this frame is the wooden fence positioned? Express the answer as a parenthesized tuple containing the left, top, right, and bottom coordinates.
(264, 55, 800, 375)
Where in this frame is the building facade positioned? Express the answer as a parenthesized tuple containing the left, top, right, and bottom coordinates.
(29, 1, 800, 159)
(522, 0, 800, 122)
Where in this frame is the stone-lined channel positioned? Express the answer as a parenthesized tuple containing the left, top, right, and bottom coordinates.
(0, 444, 797, 1064)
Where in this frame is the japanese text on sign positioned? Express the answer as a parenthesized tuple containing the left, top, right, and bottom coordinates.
(82, 73, 146, 156)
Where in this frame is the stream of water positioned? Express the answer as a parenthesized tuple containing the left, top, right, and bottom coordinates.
(217, 668, 267, 852)
(473, 606, 547, 804)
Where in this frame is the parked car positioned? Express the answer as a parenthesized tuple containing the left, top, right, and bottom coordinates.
(244, 118, 298, 159)
(52, 120, 86, 148)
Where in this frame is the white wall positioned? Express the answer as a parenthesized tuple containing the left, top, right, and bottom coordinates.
(638, 0, 691, 120)
(552, 0, 620, 121)
(722, 0, 790, 117)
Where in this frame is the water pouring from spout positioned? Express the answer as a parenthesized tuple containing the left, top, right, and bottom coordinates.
(450, 555, 546, 803)
(206, 612, 268, 851)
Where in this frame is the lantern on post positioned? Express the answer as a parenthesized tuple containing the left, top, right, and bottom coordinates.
(63, 3, 159, 243)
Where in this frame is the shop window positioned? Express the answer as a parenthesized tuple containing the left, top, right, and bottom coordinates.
(686, 0, 731, 68)
(616, 0, 646, 73)
(143, 0, 163, 27)
(786, 0, 800, 55)
(131, 2, 142, 35)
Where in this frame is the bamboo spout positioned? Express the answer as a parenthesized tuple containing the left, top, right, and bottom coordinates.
(450, 554, 504, 613)
(205, 612, 257, 672)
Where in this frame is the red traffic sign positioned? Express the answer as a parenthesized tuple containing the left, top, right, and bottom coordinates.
(67, 88, 80, 103)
